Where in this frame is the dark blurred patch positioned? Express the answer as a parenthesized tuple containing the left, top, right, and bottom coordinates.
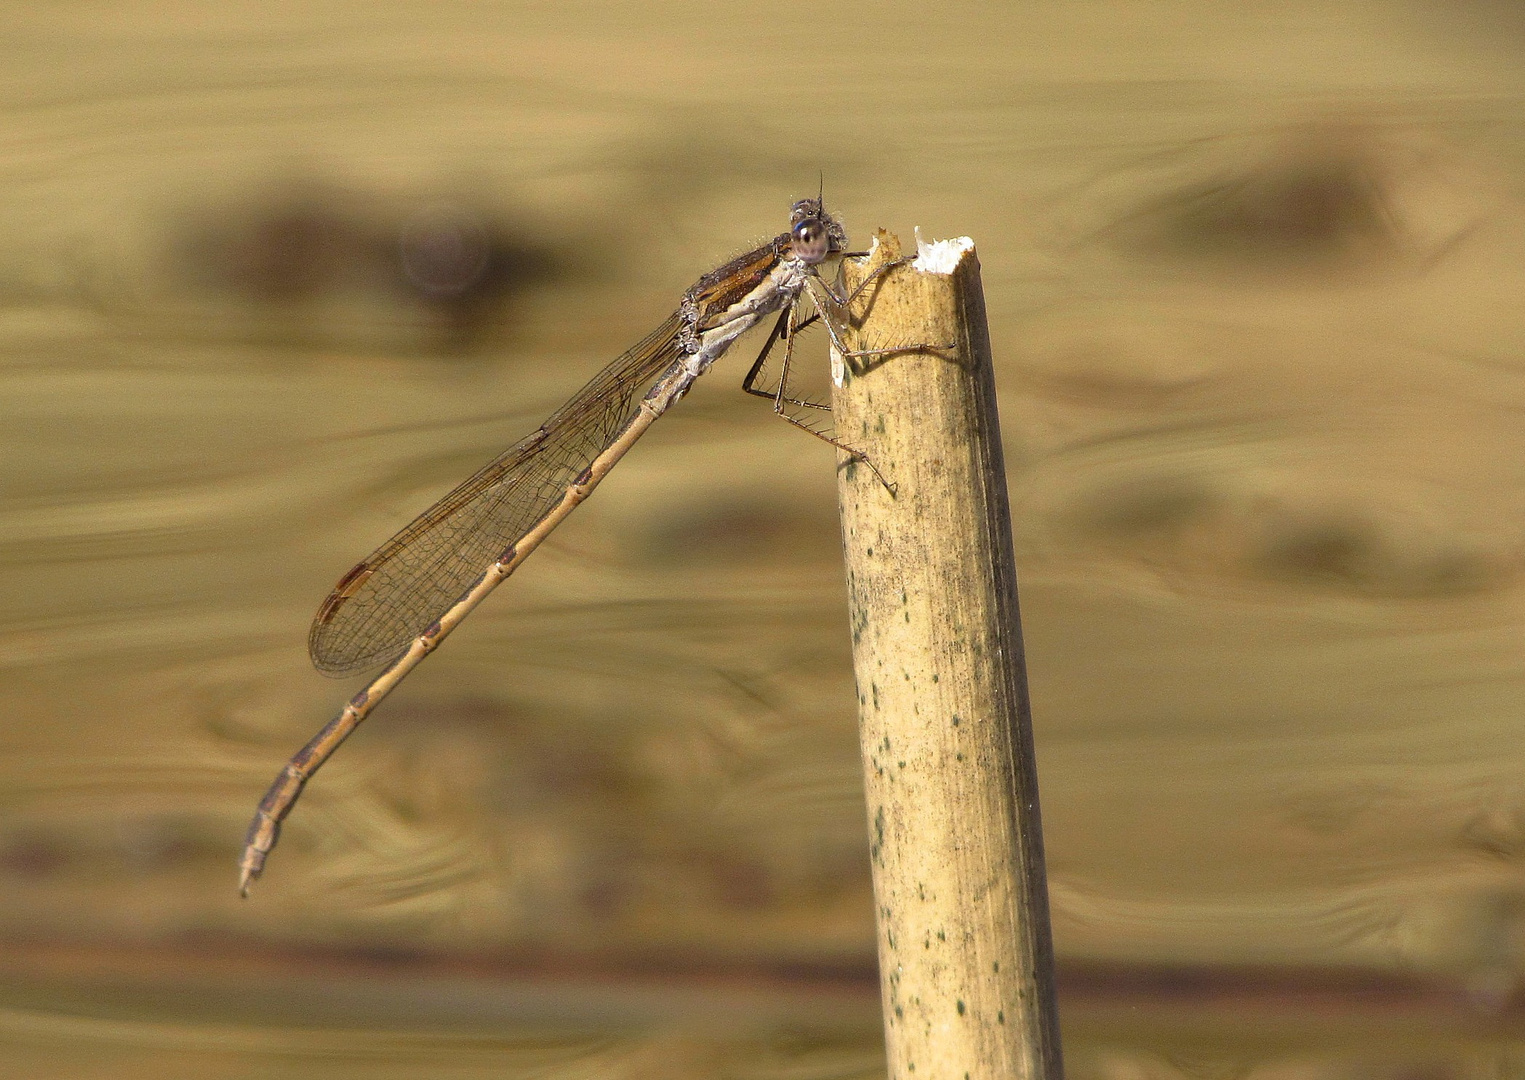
(1061, 471, 1512, 598)
(1123, 148, 1394, 265)
(383, 698, 646, 806)
(174, 182, 560, 352)
(578, 847, 640, 919)
(0, 829, 70, 879)
(399, 203, 494, 301)
(367, 696, 868, 932)
(113, 814, 211, 872)
(1259, 516, 1376, 584)
(394, 200, 560, 349)
(639, 497, 839, 567)
(216, 198, 351, 303)
(707, 853, 776, 910)
(1044, 124, 1445, 278)
(0, 814, 214, 882)
(1252, 512, 1503, 597)
(1069, 476, 1219, 539)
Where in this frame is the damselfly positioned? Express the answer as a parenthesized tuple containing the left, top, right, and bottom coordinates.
(240, 197, 908, 894)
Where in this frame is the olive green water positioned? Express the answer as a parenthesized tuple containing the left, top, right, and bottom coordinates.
(7, 1, 1525, 1076)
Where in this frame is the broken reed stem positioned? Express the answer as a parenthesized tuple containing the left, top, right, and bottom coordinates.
(832, 231, 1063, 1080)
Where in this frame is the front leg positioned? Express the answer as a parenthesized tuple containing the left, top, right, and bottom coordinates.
(742, 295, 895, 493)
(742, 307, 791, 402)
(742, 306, 831, 412)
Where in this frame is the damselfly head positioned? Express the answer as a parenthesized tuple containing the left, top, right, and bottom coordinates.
(788, 198, 847, 265)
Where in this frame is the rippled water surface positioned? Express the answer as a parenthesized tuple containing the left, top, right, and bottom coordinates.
(7, 1, 1525, 1076)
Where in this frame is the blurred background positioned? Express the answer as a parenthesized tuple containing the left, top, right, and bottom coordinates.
(5, 1, 1525, 1076)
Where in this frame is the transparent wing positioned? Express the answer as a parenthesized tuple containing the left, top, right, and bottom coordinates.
(309, 313, 685, 676)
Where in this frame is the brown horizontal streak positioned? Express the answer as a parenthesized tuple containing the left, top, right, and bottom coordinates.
(0, 938, 1519, 1038)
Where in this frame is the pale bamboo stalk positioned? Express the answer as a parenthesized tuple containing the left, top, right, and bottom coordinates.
(831, 230, 1063, 1080)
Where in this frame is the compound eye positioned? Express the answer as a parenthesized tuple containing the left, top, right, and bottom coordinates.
(791, 218, 831, 264)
